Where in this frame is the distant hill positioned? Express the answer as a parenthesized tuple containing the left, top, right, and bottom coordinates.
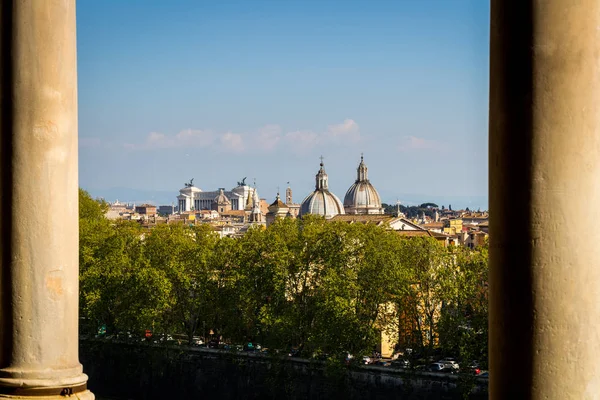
(85, 186, 488, 211)
(83, 187, 177, 206)
(377, 190, 488, 212)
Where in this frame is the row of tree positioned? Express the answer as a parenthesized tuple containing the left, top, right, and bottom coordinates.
(381, 203, 439, 219)
(80, 190, 488, 365)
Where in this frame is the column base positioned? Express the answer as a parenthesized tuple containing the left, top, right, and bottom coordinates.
(0, 390, 93, 399)
(0, 385, 93, 399)
(0, 379, 93, 399)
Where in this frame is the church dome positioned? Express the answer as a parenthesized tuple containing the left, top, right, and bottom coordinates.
(300, 159, 345, 219)
(343, 155, 384, 215)
(214, 188, 230, 204)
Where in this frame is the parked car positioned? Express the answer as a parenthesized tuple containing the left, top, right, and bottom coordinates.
(426, 362, 446, 372)
(426, 362, 455, 373)
(466, 361, 481, 375)
(344, 353, 354, 365)
(288, 348, 300, 357)
(438, 357, 460, 371)
(244, 342, 261, 352)
(391, 359, 410, 369)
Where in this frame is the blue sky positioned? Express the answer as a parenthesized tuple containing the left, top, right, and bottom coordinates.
(78, 0, 490, 209)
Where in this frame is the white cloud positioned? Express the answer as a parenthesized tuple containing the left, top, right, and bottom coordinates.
(125, 129, 214, 150)
(284, 130, 321, 152)
(122, 119, 361, 154)
(79, 137, 102, 148)
(398, 136, 441, 152)
(174, 129, 215, 147)
(256, 124, 282, 151)
(325, 119, 360, 143)
(282, 119, 361, 152)
(220, 132, 245, 153)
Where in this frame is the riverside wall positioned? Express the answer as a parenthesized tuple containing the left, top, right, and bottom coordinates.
(80, 341, 488, 400)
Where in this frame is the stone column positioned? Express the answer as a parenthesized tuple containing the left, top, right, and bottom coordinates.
(0, 1, 93, 398)
(490, 0, 600, 398)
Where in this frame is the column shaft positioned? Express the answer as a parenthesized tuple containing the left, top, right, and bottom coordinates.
(490, 0, 600, 398)
(0, 0, 92, 397)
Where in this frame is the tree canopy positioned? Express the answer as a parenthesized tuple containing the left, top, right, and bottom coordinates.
(79, 195, 488, 365)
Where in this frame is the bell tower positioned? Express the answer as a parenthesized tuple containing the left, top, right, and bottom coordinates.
(285, 183, 293, 205)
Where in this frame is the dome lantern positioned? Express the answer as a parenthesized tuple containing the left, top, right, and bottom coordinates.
(357, 153, 368, 182)
(343, 155, 384, 215)
(315, 156, 329, 190)
(300, 157, 345, 219)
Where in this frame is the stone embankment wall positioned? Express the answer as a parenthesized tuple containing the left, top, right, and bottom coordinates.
(80, 341, 488, 400)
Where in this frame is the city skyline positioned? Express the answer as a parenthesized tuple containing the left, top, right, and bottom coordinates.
(77, 0, 490, 210)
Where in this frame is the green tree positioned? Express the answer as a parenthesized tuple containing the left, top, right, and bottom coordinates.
(437, 245, 489, 365)
(79, 189, 111, 275)
(144, 223, 218, 343)
(310, 222, 409, 358)
(208, 235, 243, 341)
(399, 237, 452, 354)
(80, 220, 170, 335)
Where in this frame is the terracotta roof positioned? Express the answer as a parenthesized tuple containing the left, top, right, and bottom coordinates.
(395, 230, 433, 237)
(429, 231, 452, 238)
(329, 214, 392, 224)
(461, 213, 489, 219)
(220, 210, 247, 217)
(394, 230, 455, 242)
(422, 222, 444, 229)
(269, 198, 289, 208)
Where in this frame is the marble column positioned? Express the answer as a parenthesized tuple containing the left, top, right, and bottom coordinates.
(489, 0, 600, 398)
(0, 0, 93, 398)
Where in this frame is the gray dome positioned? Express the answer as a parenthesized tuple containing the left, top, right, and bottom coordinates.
(301, 190, 345, 218)
(343, 155, 384, 215)
(344, 181, 382, 208)
(300, 159, 345, 219)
